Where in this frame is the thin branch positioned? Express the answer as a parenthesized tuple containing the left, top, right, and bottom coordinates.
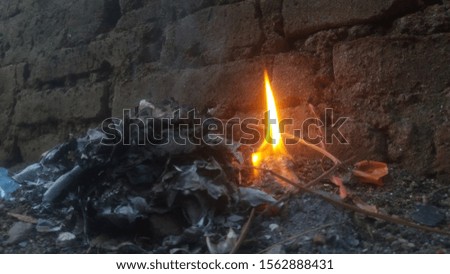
(304, 163, 341, 188)
(304, 156, 354, 188)
(282, 133, 341, 165)
(260, 167, 450, 237)
(307, 103, 326, 150)
(230, 208, 256, 254)
(253, 158, 344, 189)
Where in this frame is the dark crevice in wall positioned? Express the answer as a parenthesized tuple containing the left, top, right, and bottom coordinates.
(141, 27, 162, 44)
(2, 64, 26, 155)
(254, 0, 265, 57)
(99, 82, 113, 119)
(119, 0, 146, 14)
(383, 0, 426, 17)
(33, 60, 114, 90)
(254, 0, 263, 18)
(4, 138, 23, 167)
(275, 0, 285, 38)
(96, 61, 114, 82)
(22, 63, 30, 82)
(97, 0, 122, 34)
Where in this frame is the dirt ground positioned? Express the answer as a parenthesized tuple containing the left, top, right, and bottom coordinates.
(1, 158, 448, 254)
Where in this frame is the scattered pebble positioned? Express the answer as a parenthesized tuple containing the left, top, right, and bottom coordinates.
(312, 233, 326, 245)
(410, 205, 445, 227)
(264, 244, 285, 254)
(269, 224, 279, 231)
(5, 222, 34, 245)
(348, 238, 360, 247)
(36, 219, 62, 233)
(57, 232, 76, 246)
(439, 198, 450, 207)
(227, 215, 244, 223)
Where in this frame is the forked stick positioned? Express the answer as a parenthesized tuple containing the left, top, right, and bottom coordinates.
(282, 133, 341, 165)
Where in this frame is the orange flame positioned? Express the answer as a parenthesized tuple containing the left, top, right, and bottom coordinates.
(252, 70, 287, 168)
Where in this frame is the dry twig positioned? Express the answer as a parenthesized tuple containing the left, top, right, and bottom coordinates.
(282, 133, 341, 165)
(259, 168, 450, 237)
(230, 208, 256, 254)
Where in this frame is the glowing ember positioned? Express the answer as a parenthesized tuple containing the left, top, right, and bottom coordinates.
(252, 70, 289, 169)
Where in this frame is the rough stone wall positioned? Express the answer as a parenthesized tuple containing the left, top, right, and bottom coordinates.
(0, 0, 449, 176)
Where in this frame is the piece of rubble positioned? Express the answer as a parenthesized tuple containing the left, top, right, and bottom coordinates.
(206, 228, 238, 254)
(11, 99, 279, 253)
(36, 219, 62, 233)
(12, 163, 43, 184)
(0, 168, 20, 200)
(234, 187, 278, 207)
(269, 223, 279, 231)
(410, 204, 445, 227)
(56, 232, 76, 246)
(4, 222, 34, 245)
(42, 165, 84, 203)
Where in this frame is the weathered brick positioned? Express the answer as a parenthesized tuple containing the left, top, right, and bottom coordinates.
(13, 82, 110, 125)
(333, 34, 450, 174)
(283, 0, 420, 38)
(161, 1, 263, 67)
(0, 64, 27, 133)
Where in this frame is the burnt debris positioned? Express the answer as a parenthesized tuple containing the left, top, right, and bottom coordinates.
(10, 99, 277, 253)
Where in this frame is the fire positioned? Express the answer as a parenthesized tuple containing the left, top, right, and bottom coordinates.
(252, 70, 288, 168)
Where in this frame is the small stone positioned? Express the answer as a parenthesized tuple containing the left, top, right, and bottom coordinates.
(56, 232, 76, 246)
(410, 205, 445, 227)
(398, 239, 414, 250)
(18, 241, 28, 248)
(269, 224, 279, 231)
(36, 219, 62, 233)
(5, 222, 33, 245)
(348, 238, 360, 247)
(384, 233, 395, 241)
(312, 233, 326, 245)
(439, 198, 450, 207)
(265, 244, 286, 254)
